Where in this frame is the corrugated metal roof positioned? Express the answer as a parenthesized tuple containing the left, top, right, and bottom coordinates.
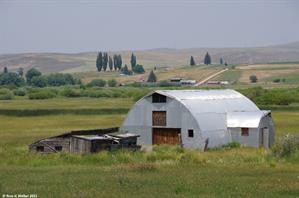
(154, 90, 265, 130)
(72, 135, 109, 140)
(155, 90, 259, 113)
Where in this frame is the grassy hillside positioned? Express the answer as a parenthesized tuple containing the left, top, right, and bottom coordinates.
(1, 42, 298, 74)
(0, 97, 298, 197)
(76, 65, 222, 84)
(209, 63, 299, 87)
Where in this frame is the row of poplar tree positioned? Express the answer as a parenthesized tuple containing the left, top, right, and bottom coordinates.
(190, 52, 227, 66)
(96, 52, 122, 71)
(96, 52, 145, 74)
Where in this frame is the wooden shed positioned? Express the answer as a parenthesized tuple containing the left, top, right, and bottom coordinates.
(29, 127, 139, 153)
(70, 135, 113, 153)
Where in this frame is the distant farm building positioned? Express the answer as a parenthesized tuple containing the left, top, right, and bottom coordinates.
(121, 90, 275, 150)
(170, 78, 182, 83)
(206, 80, 230, 85)
(29, 128, 139, 153)
(180, 80, 197, 85)
(169, 78, 197, 85)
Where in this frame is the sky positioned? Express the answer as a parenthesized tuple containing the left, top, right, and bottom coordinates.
(0, 0, 299, 54)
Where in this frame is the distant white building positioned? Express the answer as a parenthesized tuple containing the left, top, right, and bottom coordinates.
(121, 90, 275, 150)
(180, 80, 197, 85)
(169, 78, 197, 85)
(206, 80, 230, 85)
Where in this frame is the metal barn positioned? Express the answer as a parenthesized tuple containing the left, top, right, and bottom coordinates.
(121, 90, 275, 149)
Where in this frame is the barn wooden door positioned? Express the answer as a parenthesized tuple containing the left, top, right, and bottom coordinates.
(152, 111, 166, 126)
(152, 128, 181, 145)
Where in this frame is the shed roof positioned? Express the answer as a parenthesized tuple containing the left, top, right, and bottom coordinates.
(227, 110, 270, 128)
(72, 135, 110, 141)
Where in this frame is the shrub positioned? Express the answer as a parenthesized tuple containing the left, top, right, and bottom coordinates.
(272, 134, 299, 158)
(87, 79, 106, 87)
(46, 73, 78, 86)
(13, 88, 27, 96)
(28, 90, 56, 99)
(0, 88, 13, 100)
(83, 88, 118, 98)
(158, 80, 178, 87)
(239, 86, 264, 101)
(272, 78, 281, 83)
(222, 141, 241, 149)
(209, 141, 241, 151)
(255, 90, 296, 105)
(108, 79, 117, 87)
(60, 88, 82, 97)
(249, 75, 258, 83)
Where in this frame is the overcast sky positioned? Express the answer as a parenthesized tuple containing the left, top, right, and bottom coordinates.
(0, 0, 298, 54)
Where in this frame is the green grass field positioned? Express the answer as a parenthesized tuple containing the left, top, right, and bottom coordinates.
(214, 69, 241, 82)
(0, 98, 298, 197)
(0, 98, 133, 110)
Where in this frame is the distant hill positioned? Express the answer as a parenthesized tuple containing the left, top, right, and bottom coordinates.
(1, 41, 299, 74)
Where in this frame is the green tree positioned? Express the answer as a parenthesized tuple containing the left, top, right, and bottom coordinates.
(103, 52, 108, 71)
(3, 67, 8, 73)
(130, 53, 136, 70)
(250, 75, 258, 83)
(118, 54, 122, 70)
(108, 79, 117, 87)
(204, 52, 211, 65)
(121, 64, 129, 75)
(46, 73, 77, 86)
(31, 76, 48, 87)
(220, 57, 224, 65)
(147, 70, 157, 82)
(96, 52, 103, 72)
(0, 72, 25, 86)
(113, 54, 118, 70)
(120, 64, 132, 75)
(26, 68, 42, 85)
(108, 56, 113, 71)
(133, 64, 145, 74)
(17, 67, 23, 77)
(190, 56, 196, 66)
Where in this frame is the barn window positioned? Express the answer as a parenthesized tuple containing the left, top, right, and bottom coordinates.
(152, 93, 166, 103)
(152, 111, 166, 126)
(241, 128, 249, 136)
(36, 146, 44, 152)
(188, 129, 194, 138)
(55, 146, 62, 151)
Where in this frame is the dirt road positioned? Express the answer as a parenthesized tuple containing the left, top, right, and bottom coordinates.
(194, 68, 228, 86)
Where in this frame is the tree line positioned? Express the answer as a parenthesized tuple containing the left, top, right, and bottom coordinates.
(190, 52, 227, 66)
(0, 67, 80, 87)
(96, 52, 145, 75)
